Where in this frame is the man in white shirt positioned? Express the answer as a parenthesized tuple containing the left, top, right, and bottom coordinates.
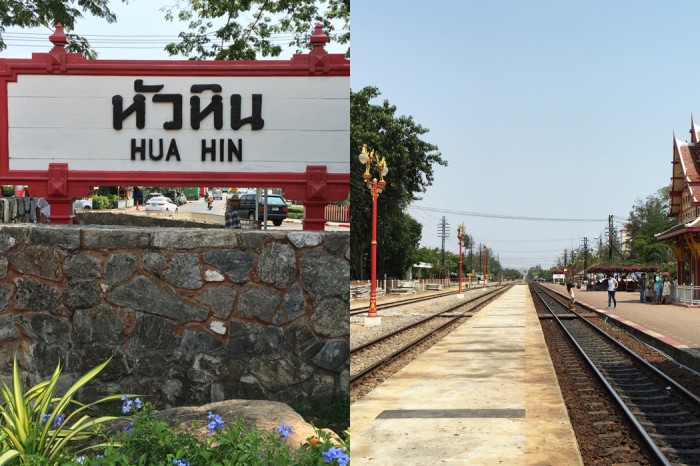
(606, 274, 618, 309)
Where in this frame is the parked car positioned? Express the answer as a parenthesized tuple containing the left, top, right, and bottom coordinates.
(145, 196, 178, 212)
(146, 192, 162, 202)
(165, 191, 187, 206)
(211, 189, 223, 200)
(73, 198, 92, 210)
(238, 193, 288, 226)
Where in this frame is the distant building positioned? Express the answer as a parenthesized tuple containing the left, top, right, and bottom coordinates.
(406, 262, 433, 279)
(552, 269, 565, 284)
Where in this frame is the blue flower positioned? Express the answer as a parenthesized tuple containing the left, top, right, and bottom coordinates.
(134, 397, 143, 409)
(276, 423, 293, 439)
(322, 447, 349, 465)
(173, 459, 190, 466)
(52, 413, 65, 428)
(76, 456, 85, 465)
(96, 455, 104, 459)
(121, 395, 133, 414)
(40, 413, 65, 428)
(123, 420, 134, 435)
(207, 411, 225, 434)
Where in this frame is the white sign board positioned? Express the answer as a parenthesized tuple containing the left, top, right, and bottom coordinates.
(8, 75, 349, 174)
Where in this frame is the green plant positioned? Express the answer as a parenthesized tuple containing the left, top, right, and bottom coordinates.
(0, 356, 126, 465)
(66, 404, 350, 465)
(291, 393, 349, 436)
(1, 186, 14, 197)
(90, 195, 106, 210)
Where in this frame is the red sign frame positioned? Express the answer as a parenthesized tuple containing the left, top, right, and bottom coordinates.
(0, 25, 349, 228)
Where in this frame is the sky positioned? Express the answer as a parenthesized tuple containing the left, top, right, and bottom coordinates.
(351, 0, 697, 273)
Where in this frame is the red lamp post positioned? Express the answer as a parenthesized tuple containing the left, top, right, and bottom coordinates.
(457, 223, 465, 298)
(359, 144, 388, 326)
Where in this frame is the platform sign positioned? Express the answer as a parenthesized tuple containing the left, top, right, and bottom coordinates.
(0, 24, 349, 227)
(7, 75, 347, 174)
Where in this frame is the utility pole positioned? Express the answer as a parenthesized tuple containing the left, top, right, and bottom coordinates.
(608, 215, 614, 261)
(468, 243, 474, 274)
(583, 237, 589, 282)
(437, 216, 450, 271)
(564, 249, 568, 267)
(478, 243, 482, 275)
(482, 243, 488, 287)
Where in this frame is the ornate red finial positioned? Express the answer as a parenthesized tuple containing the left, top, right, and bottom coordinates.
(49, 24, 68, 48)
(309, 23, 329, 50)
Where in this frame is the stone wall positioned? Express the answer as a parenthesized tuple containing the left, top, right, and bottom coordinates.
(0, 197, 34, 224)
(0, 224, 349, 407)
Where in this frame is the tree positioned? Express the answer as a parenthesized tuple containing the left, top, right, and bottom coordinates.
(527, 265, 552, 282)
(382, 213, 423, 279)
(501, 268, 523, 281)
(626, 187, 675, 264)
(351, 86, 447, 280)
(0, 0, 128, 59)
(163, 0, 349, 60)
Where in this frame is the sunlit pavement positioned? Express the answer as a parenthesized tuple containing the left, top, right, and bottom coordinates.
(110, 198, 349, 232)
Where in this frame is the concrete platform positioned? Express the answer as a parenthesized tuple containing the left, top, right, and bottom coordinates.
(350, 285, 582, 465)
(543, 283, 700, 372)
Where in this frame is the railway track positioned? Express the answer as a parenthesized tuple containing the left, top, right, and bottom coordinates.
(350, 285, 510, 396)
(350, 289, 456, 316)
(532, 283, 700, 465)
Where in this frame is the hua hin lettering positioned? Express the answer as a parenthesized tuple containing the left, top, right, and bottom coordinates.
(112, 79, 264, 163)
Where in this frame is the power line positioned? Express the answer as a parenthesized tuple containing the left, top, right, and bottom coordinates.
(473, 237, 583, 242)
(408, 205, 606, 222)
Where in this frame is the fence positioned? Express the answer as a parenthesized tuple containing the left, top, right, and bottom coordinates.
(323, 204, 349, 223)
(350, 278, 453, 299)
(671, 285, 700, 306)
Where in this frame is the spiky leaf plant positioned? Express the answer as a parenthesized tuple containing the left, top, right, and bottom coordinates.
(0, 355, 126, 465)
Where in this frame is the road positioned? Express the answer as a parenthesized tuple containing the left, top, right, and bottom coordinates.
(146, 197, 349, 232)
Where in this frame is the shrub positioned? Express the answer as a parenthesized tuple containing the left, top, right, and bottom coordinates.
(61, 404, 350, 465)
(90, 195, 118, 210)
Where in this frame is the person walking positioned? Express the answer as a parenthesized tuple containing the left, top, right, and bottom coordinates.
(224, 195, 241, 229)
(639, 272, 646, 303)
(606, 273, 618, 309)
(661, 276, 671, 304)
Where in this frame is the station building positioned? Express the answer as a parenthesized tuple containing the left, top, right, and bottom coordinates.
(656, 117, 700, 289)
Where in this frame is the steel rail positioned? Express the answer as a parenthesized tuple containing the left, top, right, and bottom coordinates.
(531, 284, 672, 465)
(536, 284, 700, 406)
(350, 285, 511, 385)
(350, 289, 457, 316)
(350, 286, 505, 354)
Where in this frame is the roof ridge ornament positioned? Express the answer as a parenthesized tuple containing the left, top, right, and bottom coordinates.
(49, 23, 68, 49)
(308, 23, 330, 74)
(47, 24, 69, 72)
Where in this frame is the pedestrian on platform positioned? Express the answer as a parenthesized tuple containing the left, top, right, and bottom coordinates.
(606, 274, 618, 309)
(661, 275, 671, 304)
(639, 272, 646, 303)
(654, 275, 662, 304)
(566, 279, 576, 310)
